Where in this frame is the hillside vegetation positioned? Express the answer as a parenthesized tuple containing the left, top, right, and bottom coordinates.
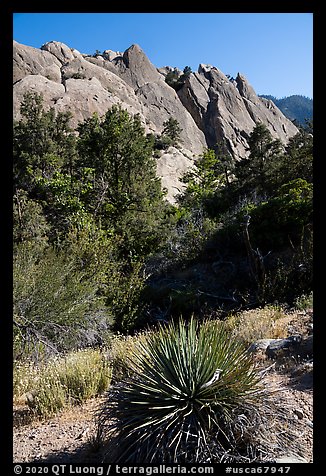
(259, 94, 313, 126)
(13, 93, 313, 462)
(14, 92, 312, 351)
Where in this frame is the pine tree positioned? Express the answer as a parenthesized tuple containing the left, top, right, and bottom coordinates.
(77, 105, 168, 262)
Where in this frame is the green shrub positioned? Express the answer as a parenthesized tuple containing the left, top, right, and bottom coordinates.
(107, 332, 148, 381)
(13, 242, 108, 360)
(294, 292, 313, 311)
(24, 349, 112, 418)
(98, 317, 264, 463)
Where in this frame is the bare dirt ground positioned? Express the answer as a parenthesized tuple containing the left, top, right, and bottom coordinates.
(13, 368, 313, 464)
(13, 310, 313, 464)
(13, 396, 106, 463)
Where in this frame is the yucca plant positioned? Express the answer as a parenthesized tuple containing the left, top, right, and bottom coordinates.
(98, 317, 265, 463)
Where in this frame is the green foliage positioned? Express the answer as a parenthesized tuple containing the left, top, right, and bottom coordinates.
(77, 106, 167, 262)
(153, 116, 183, 151)
(13, 96, 172, 336)
(165, 66, 192, 91)
(106, 261, 149, 334)
(161, 117, 182, 148)
(179, 148, 223, 210)
(164, 209, 217, 267)
(281, 127, 313, 184)
(165, 69, 180, 89)
(23, 350, 112, 418)
(13, 92, 77, 194)
(294, 291, 313, 311)
(13, 92, 80, 241)
(13, 241, 108, 360)
(260, 225, 313, 304)
(98, 317, 262, 462)
(237, 179, 312, 251)
(13, 189, 50, 250)
(34, 171, 93, 237)
(172, 121, 313, 311)
(71, 72, 86, 80)
(12, 89, 313, 346)
(153, 134, 174, 151)
(234, 122, 283, 196)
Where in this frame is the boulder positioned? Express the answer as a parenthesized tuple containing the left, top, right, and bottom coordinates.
(102, 49, 123, 61)
(265, 335, 313, 359)
(41, 41, 75, 64)
(13, 41, 62, 83)
(295, 335, 313, 358)
(60, 57, 145, 116)
(13, 75, 65, 120)
(249, 335, 313, 360)
(248, 339, 280, 353)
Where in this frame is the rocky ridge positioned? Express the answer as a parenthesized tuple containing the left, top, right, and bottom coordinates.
(13, 40, 298, 201)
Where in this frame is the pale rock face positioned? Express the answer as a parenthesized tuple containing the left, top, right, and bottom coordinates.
(13, 41, 62, 83)
(156, 147, 196, 204)
(13, 39, 299, 201)
(41, 41, 75, 64)
(60, 57, 145, 114)
(177, 67, 299, 160)
(135, 81, 206, 155)
(113, 44, 163, 89)
(13, 75, 66, 120)
(177, 72, 210, 133)
(236, 73, 298, 142)
(102, 50, 123, 61)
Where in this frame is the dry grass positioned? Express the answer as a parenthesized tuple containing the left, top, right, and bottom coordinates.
(224, 305, 293, 347)
(14, 361, 40, 405)
(107, 331, 149, 381)
(13, 349, 112, 419)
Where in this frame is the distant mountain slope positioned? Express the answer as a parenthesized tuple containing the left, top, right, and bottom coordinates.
(259, 94, 313, 126)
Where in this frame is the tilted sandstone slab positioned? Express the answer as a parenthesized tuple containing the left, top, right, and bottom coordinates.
(177, 64, 298, 159)
(236, 73, 298, 142)
(107, 44, 207, 155)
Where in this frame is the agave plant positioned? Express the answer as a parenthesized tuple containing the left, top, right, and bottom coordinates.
(98, 317, 264, 463)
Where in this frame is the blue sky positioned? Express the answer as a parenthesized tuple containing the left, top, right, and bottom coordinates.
(13, 13, 313, 99)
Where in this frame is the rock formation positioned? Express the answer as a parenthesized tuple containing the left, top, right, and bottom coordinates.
(176, 64, 298, 159)
(13, 40, 299, 201)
